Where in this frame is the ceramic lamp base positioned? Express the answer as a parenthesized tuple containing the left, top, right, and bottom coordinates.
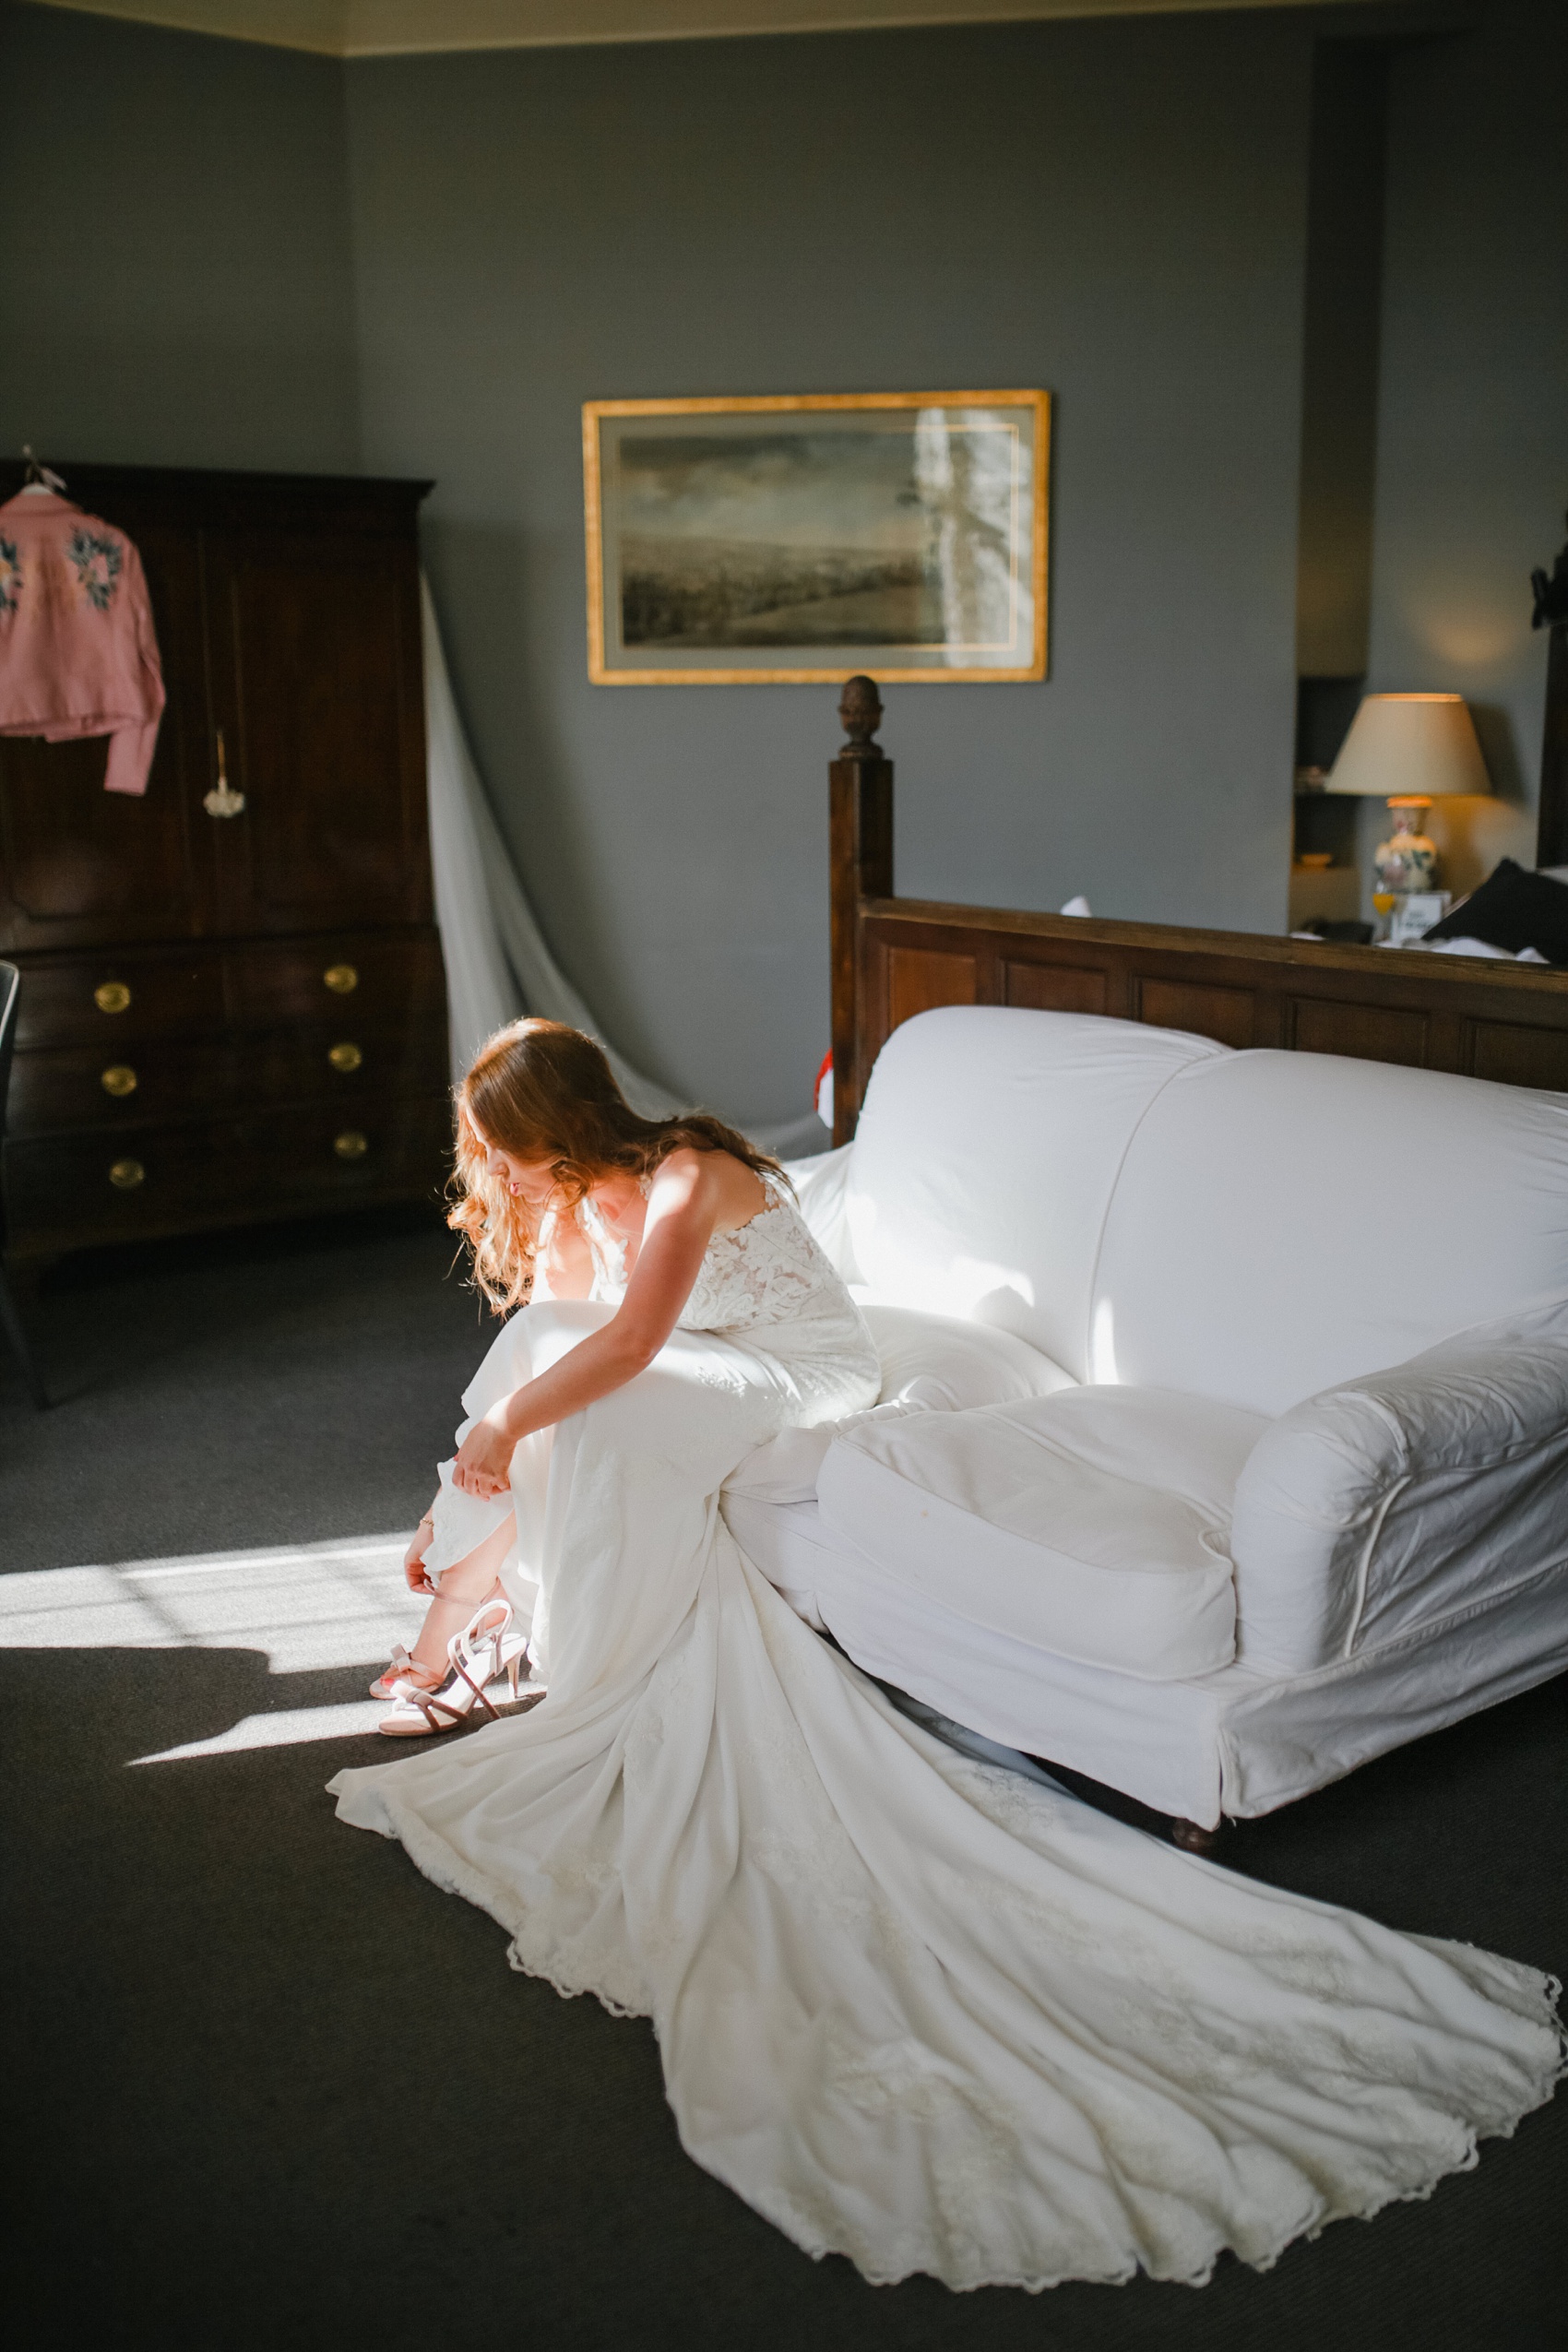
(1374, 797, 1439, 895)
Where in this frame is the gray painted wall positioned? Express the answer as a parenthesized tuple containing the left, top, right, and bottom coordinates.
(4, 2, 1562, 1123)
(1294, 37, 1386, 681)
(1361, 0, 1568, 905)
(344, 15, 1313, 1122)
(0, 1, 359, 473)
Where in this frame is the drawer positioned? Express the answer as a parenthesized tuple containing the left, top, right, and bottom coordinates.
(7, 1040, 240, 1136)
(228, 931, 446, 1030)
(6, 1019, 448, 1137)
(248, 1015, 450, 1106)
(4, 1115, 255, 1251)
(3, 1092, 454, 1257)
(11, 951, 228, 1050)
(237, 1094, 455, 1211)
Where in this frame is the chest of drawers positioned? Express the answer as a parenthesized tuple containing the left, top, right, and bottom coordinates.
(0, 462, 451, 1262)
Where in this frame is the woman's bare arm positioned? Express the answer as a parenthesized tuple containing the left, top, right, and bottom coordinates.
(451, 1152, 731, 1495)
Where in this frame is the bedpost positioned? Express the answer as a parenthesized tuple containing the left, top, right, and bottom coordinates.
(829, 676, 893, 1146)
(1532, 516, 1568, 868)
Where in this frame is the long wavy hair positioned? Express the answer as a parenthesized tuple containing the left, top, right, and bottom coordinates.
(448, 1019, 787, 1313)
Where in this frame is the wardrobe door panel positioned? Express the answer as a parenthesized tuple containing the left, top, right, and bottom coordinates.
(0, 517, 206, 951)
(206, 530, 429, 936)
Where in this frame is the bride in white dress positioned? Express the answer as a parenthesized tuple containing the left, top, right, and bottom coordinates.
(331, 1019, 1562, 2294)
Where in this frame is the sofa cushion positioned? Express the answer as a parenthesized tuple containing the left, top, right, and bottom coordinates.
(1092, 1050, 1568, 1417)
(846, 1005, 1225, 1380)
(724, 1303, 1073, 1508)
(816, 1386, 1266, 1681)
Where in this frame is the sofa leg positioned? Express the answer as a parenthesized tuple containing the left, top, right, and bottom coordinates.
(1170, 1816, 1228, 1855)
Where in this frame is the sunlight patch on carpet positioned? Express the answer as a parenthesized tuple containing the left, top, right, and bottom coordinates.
(133, 1697, 393, 1763)
(0, 1537, 413, 1758)
(0, 1534, 409, 1665)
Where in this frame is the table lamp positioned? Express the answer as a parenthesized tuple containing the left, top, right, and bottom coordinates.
(1324, 692, 1491, 894)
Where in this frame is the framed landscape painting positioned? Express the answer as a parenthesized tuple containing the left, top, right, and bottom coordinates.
(583, 391, 1050, 683)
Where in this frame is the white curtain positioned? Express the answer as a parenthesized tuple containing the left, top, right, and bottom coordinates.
(422, 576, 828, 1157)
(422, 576, 681, 1116)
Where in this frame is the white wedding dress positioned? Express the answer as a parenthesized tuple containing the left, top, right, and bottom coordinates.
(330, 1182, 1563, 2292)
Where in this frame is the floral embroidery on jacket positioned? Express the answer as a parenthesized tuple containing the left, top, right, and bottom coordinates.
(0, 537, 19, 616)
(67, 528, 123, 612)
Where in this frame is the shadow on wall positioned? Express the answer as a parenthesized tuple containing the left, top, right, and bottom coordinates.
(1465, 699, 1528, 811)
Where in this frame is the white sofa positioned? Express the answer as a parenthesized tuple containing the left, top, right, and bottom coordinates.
(725, 1005, 1568, 1831)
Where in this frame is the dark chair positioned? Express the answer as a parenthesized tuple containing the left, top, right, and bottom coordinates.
(0, 961, 47, 1408)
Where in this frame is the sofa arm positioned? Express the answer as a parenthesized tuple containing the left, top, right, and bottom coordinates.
(1229, 1293, 1568, 1672)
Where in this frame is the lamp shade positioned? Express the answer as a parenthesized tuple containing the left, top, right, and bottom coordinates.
(1325, 693, 1491, 799)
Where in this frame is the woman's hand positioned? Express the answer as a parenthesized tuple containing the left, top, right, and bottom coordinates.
(453, 1409, 517, 1501)
(405, 1515, 437, 1595)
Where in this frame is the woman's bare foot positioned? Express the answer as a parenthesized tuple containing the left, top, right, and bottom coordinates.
(367, 1646, 445, 1700)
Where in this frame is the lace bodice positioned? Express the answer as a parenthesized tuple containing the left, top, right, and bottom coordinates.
(576, 1175, 858, 1339)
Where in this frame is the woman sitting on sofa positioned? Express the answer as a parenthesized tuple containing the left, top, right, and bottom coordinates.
(331, 1017, 1562, 2298)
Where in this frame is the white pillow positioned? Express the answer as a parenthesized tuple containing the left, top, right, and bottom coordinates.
(725, 1305, 1072, 1506)
(783, 1143, 861, 1282)
(862, 1302, 1074, 1412)
(817, 1387, 1265, 1681)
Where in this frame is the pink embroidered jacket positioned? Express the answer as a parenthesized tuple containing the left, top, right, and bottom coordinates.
(0, 487, 166, 794)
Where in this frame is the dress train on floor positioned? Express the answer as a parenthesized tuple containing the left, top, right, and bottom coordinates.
(332, 1286, 1563, 2292)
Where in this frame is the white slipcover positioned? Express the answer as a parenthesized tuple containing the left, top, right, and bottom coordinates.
(818, 1388, 1264, 1681)
(1230, 1290, 1568, 1670)
(846, 1008, 1222, 1378)
(1092, 1049, 1568, 1417)
(727, 1301, 1073, 1508)
(756, 1007, 1568, 1823)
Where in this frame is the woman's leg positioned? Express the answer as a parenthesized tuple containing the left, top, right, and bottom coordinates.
(408, 1514, 517, 1675)
(401, 1300, 611, 1683)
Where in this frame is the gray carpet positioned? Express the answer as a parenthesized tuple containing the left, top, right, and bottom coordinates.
(3, 1211, 1564, 2350)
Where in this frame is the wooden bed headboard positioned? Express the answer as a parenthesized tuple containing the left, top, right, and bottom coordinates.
(828, 677, 1568, 1147)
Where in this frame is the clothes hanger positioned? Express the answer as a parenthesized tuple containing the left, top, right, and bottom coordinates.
(17, 445, 67, 497)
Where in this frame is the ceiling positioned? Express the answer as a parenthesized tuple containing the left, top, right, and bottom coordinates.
(26, 0, 1396, 60)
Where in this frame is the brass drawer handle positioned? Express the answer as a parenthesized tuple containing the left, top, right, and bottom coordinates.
(324, 963, 358, 995)
(110, 1158, 146, 1191)
(95, 980, 132, 1016)
(101, 1064, 138, 1099)
(327, 1040, 362, 1074)
(334, 1130, 369, 1161)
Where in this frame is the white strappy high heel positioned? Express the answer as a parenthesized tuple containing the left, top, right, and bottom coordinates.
(376, 1598, 531, 1738)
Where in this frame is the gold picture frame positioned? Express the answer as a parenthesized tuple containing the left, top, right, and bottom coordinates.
(583, 390, 1050, 684)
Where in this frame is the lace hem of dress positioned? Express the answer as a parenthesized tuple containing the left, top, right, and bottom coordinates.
(326, 1767, 654, 2025)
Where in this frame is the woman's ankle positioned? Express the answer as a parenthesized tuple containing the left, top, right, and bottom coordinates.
(410, 1599, 464, 1675)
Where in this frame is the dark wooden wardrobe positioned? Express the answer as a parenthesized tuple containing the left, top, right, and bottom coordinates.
(0, 461, 451, 1263)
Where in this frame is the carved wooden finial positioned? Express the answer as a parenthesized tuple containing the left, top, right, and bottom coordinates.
(837, 674, 883, 755)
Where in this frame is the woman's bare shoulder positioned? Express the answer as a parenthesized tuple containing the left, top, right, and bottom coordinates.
(648, 1146, 766, 1229)
(647, 1146, 710, 1196)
